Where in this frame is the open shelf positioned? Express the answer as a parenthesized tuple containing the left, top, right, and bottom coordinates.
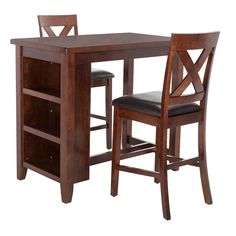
(21, 56, 62, 183)
(24, 132, 60, 180)
(23, 57, 61, 97)
(23, 94, 60, 137)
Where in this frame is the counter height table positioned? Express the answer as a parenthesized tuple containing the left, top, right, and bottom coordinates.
(11, 33, 182, 203)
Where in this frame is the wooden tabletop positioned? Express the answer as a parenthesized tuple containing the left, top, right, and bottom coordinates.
(11, 33, 170, 53)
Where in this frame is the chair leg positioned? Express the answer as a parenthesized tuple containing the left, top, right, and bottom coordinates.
(198, 121, 212, 204)
(157, 126, 171, 220)
(106, 79, 112, 149)
(169, 127, 181, 171)
(154, 128, 160, 184)
(111, 107, 122, 196)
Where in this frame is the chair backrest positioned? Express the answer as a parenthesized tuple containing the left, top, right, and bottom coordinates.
(162, 32, 219, 110)
(38, 15, 78, 37)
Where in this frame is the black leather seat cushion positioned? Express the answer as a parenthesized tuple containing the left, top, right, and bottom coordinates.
(91, 68, 114, 80)
(113, 91, 199, 117)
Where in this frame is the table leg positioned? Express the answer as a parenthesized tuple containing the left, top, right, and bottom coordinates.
(60, 53, 76, 203)
(16, 46, 27, 180)
(122, 58, 134, 149)
(60, 180, 74, 203)
(74, 63, 91, 182)
(169, 55, 183, 162)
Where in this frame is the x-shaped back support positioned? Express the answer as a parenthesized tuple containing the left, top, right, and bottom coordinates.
(171, 48, 212, 97)
(42, 25, 75, 37)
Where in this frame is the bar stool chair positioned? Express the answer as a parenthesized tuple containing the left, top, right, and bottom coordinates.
(111, 32, 220, 220)
(38, 14, 114, 149)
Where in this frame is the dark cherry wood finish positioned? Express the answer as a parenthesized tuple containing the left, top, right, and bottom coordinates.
(111, 32, 220, 220)
(11, 33, 171, 202)
(38, 14, 113, 149)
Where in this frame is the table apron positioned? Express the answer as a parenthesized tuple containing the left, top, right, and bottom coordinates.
(75, 46, 169, 64)
(23, 47, 61, 63)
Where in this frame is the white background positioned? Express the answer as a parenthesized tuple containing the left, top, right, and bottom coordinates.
(0, 0, 235, 235)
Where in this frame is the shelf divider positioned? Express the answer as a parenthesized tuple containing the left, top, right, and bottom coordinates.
(23, 88, 61, 104)
(24, 125, 60, 144)
(24, 162, 60, 182)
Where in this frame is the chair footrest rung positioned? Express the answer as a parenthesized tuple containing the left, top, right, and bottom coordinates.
(118, 164, 160, 179)
(167, 157, 199, 170)
(90, 114, 106, 120)
(89, 143, 155, 166)
(90, 124, 107, 131)
(167, 155, 183, 162)
(121, 143, 156, 160)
